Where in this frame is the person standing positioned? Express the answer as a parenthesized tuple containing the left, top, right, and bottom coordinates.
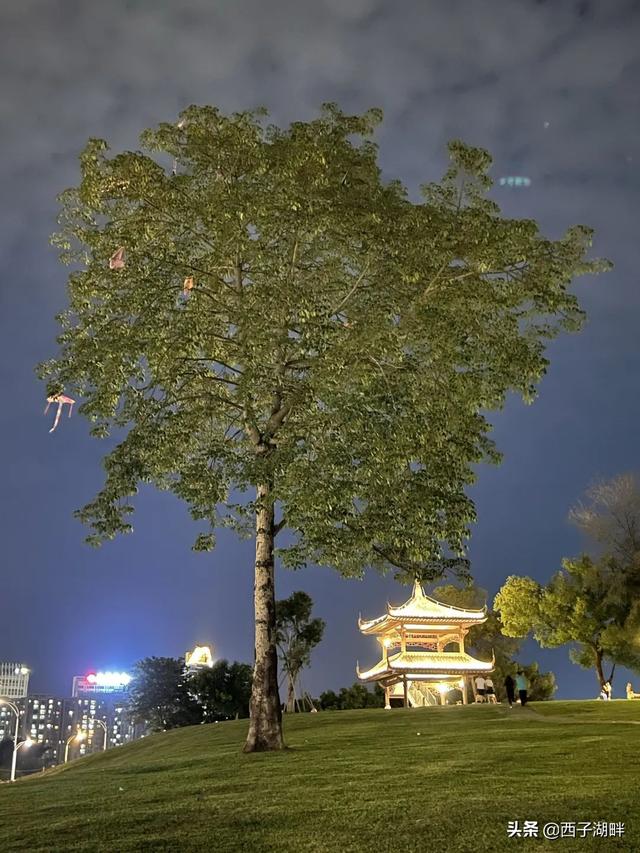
(504, 674, 516, 708)
(474, 675, 486, 703)
(515, 670, 529, 706)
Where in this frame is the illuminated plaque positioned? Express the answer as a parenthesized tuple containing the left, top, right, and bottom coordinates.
(185, 645, 214, 670)
(72, 671, 132, 696)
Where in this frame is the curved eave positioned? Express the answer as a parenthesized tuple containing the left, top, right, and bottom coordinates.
(358, 613, 393, 633)
(357, 651, 494, 682)
(358, 614, 486, 634)
(387, 604, 487, 622)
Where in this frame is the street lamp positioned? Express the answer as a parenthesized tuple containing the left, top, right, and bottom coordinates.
(64, 730, 85, 763)
(0, 697, 22, 783)
(10, 737, 34, 781)
(93, 719, 109, 751)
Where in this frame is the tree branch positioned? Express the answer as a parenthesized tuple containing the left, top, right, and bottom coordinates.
(329, 258, 371, 318)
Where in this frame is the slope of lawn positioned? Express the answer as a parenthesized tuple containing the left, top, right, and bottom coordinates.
(1, 701, 639, 852)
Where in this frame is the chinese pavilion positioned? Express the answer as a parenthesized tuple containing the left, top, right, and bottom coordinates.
(356, 581, 494, 707)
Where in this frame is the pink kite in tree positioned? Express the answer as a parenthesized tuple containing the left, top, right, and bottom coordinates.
(109, 247, 125, 270)
(44, 394, 75, 433)
(183, 276, 195, 295)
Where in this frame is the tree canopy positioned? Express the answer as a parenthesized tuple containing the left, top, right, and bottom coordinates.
(42, 103, 607, 749)
(129, 657, 201, 731)
(189, 660, 252, 721)
(495, 556, 640, 689)
(319, 683, 385, 711)
(129, 656, 252, 729)
(497, 475, 640, 692)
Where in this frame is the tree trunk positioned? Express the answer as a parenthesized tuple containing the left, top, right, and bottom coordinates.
(595, 648, 606, 689)
(286, 674, 296, 714)
(243, 482, 284, 752)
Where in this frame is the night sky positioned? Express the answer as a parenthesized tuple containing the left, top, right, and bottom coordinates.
(1, 0, 639, 701)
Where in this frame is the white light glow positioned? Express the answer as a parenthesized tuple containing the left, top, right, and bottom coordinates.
(87, 671, 132, 687)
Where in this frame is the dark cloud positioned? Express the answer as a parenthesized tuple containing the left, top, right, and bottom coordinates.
(1, 0, 639, 699)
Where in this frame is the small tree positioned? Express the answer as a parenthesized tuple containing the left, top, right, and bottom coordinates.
(276, 591, 325, 712)
(495, 557, 640, 691)
(129, 657, 201, 731)
(42, 103, 607, 752)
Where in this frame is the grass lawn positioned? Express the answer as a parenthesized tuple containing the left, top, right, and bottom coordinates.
(1, 700, 639, 852)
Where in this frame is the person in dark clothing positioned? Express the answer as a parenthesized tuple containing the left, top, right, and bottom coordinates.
(504, 674, 516, 708)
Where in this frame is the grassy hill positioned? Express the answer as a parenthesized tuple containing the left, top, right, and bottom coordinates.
(1, 701, 639, 852)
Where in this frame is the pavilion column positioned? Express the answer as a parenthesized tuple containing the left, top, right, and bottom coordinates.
(384, 686, 391, 710)
(403, 675, 409, 708)
(462, 677, 468, 705)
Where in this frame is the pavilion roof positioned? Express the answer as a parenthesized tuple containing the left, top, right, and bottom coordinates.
(358, 581, 487, 634)
(357, 650, 494, 682)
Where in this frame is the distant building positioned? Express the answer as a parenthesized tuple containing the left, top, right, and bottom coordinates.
(0, 662, 30, 699)
(67, 670, 141, 759)
(0, 701, 25, 741)
(1, 666, 144, 771)
(17, 695, 143, 767)
(64, 696, 139, 757)
(26, 695, 65, 765)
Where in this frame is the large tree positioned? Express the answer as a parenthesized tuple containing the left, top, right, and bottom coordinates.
(41, 103, 606, 751)
(495, 557, 640, 690)
(276, 591, 325, 712)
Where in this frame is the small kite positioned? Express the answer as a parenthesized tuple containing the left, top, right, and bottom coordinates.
(183, 276, 195, 295)
(109, 247, 125, 270)
(44, 394, 75, 433)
